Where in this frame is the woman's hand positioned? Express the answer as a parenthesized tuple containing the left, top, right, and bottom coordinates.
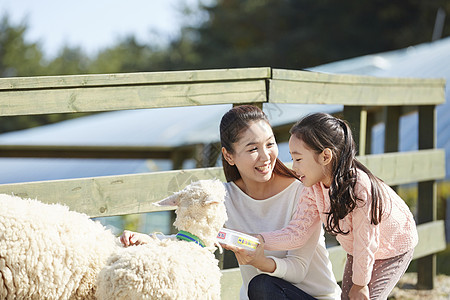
(348, 284, 369, 300)
(221, 236, 276, 273)
(119, 230, 152, 247)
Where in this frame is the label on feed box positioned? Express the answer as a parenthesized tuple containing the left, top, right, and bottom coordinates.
(217, 228, 259, 251)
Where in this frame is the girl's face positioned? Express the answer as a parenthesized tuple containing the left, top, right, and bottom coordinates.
(223, 120, 278, 184)
(289, 135, 332, 187)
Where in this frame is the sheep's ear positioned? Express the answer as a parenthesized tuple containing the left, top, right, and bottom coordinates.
(154, 193, 179, 207)
(203, 196, 221, 205)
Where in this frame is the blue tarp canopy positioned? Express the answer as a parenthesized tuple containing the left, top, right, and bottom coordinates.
(0, 103, 340, 183)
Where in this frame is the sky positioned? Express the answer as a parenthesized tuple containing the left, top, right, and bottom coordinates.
(0, 0, 205, 58)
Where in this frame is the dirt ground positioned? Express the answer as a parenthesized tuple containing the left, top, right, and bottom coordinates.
(389, 273, 450, 299)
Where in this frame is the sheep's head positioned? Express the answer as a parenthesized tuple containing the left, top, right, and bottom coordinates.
(155, 179, 227, 248)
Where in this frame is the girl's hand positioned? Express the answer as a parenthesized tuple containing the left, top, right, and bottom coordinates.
(119, 230, 151, 247)
(348, 284, 369, 300)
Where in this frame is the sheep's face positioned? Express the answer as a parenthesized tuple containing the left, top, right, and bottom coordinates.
(156, 179, 228, 247)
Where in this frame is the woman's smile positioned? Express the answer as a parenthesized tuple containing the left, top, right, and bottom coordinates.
(256, 163, 271, 174)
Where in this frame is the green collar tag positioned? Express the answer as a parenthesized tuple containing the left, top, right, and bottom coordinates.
(176, 230, 205, 248)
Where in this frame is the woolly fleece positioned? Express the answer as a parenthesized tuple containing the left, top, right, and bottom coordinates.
(0, 194, 119, 299)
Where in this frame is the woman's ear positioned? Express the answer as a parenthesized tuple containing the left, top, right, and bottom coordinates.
(321, 148, 333, 166)
(222, 147, 235, 166)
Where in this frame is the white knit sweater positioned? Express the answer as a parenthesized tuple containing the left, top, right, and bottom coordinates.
(224, 180, 341, 300)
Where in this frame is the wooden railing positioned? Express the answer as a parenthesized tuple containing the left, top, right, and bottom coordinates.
(0, 67, 446, 299)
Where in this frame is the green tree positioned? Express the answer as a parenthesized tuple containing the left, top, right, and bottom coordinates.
(46, 46, 90, 75)
(90, 36, 165, 73)
(0, 16, 45, 77)
(179, 0, 450, 69)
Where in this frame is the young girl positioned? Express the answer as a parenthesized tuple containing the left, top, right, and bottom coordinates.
(219, 105, 340, 300)
(260, 112, 418, 300)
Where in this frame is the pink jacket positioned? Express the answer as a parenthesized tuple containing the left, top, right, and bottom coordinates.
(261, 169, 418, 286)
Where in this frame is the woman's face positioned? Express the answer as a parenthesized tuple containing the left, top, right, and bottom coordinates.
(225, 120, 278, 184)
(289, 135, 331, 187)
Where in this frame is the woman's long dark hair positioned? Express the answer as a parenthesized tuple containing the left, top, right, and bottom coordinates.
(219, 105, 297, 182)
(290, 113, 383, 235)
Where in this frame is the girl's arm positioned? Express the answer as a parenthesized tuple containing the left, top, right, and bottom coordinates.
(350, 186, 380, 287)
(260, 190, 321, 251)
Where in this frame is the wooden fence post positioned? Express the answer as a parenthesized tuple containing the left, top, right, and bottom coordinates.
(384, 106, 401, 191)
(384, 106, 400, 153)
(343, 106, 367, 155)
(417, 105, 437, 289)
(364, 111, 376, 155)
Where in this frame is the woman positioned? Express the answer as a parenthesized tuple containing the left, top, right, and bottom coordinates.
(219, 105, 340, 300)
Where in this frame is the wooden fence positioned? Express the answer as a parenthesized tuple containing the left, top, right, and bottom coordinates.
(0, 67, 446, 299)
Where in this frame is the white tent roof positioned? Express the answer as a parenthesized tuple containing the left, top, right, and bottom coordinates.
(0, 103, 340, 183)
(0, 104, 340, 147)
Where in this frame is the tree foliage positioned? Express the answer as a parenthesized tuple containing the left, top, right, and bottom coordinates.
(179, 0, 450, 69)
(46, 46, 90, 75)
(0, 17, 45, 77)
(90, 36, 155, 73)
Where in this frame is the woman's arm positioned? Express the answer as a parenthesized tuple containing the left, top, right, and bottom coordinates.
(261, 220, 322, 283)
(227, 221, 322, 284)
(222, 237, 277, 273)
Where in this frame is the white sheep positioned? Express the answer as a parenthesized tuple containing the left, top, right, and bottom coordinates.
(0, 193, 120, 299)
(96, 179, 228, 300)
(0, 179, 227, 299)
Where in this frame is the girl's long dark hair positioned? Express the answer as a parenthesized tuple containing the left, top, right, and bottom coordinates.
(220, 105, 297, 182)
(290, 113, 383, 235)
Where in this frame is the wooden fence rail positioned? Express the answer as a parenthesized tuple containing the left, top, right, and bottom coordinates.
(0, 149, 443, 218)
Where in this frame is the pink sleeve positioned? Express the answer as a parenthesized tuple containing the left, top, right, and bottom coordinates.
(351, 186, 380, 286)
(260, 190, 321, 251)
